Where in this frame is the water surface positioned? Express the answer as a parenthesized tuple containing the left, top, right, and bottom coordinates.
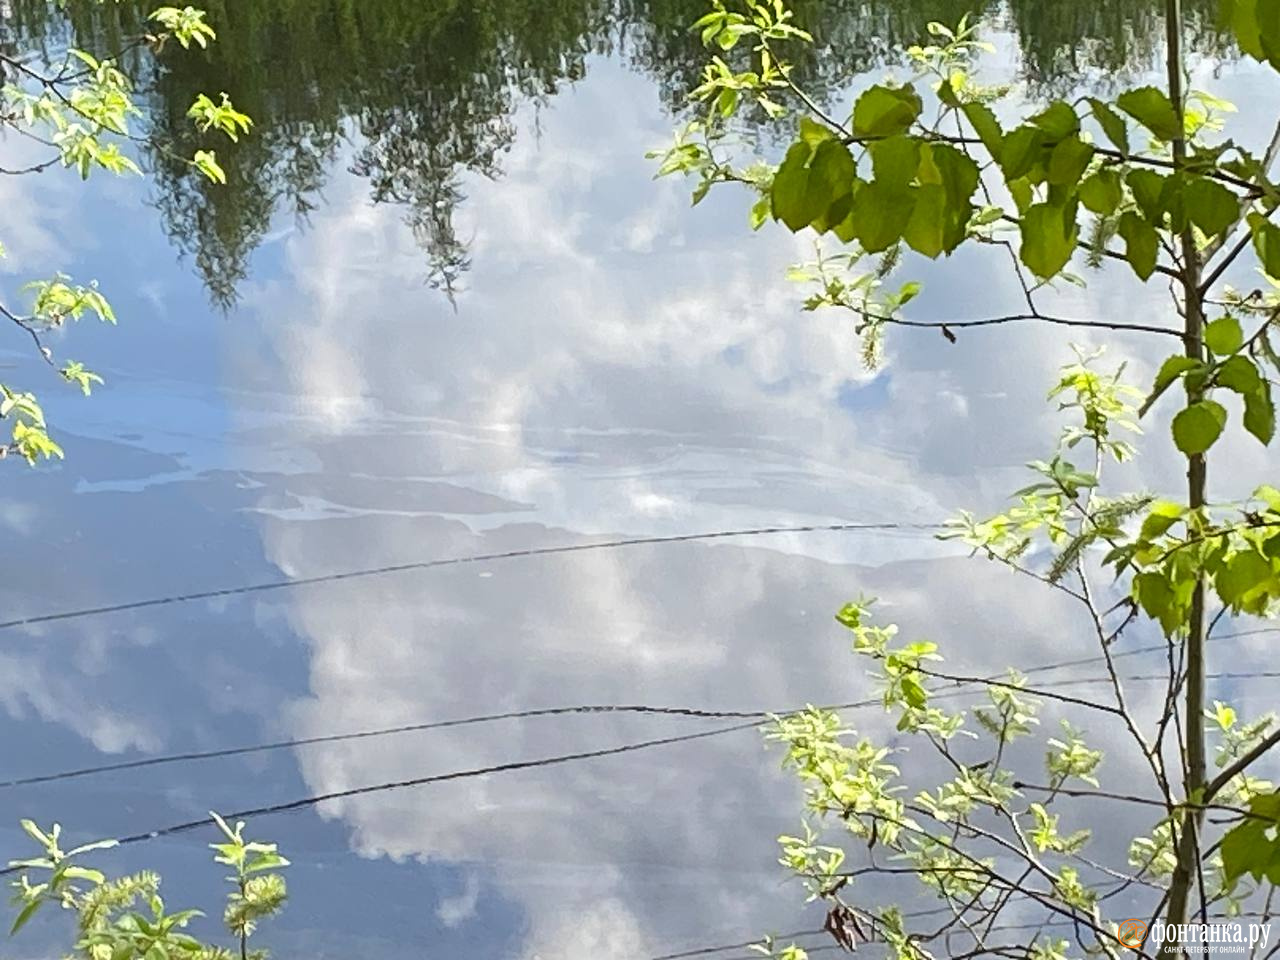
(0, 3, 1277, 958)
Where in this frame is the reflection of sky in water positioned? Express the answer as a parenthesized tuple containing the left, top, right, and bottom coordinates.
(1, 32, 1280, 960)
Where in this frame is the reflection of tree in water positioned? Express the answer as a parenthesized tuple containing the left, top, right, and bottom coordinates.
(1, 0, 1226, 305)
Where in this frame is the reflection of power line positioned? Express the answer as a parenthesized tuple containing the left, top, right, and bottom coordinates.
(3, 631, 1274, 791)
(0, 719, 765, 875)
(0, 704, 774, 790)
(4, 667, 1276, 874)
(0, 521, 944, 633)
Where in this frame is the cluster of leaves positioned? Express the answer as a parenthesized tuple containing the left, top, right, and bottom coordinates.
(7, 815, 287, 959)
(656, 1, 1280, 956)
(653, 0, 1280, 457)
(768, 598, 1119, 958)
(0, 1, 250, 462)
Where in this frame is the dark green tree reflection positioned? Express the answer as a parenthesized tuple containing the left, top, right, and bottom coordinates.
(0, 0, 1226, 304)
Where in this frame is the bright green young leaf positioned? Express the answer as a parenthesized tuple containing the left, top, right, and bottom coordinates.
(193, 149, 226, 184)
(1116, 86, 1183, 141)
(798, 115, 834, 147)
(1139, 500, 1186, 540)
(852, 84, 923, 139)
(1205, 316, 1244, 355)
(10, 900, 41, 937)
(1171, 399, 1228, 454)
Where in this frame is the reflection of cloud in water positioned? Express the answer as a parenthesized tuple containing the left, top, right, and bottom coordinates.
(209, 57, 1280, 960)
(0, 41, 1276, 960)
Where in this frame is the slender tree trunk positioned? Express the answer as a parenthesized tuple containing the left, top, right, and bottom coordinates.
(1161, 0, 1209, 948)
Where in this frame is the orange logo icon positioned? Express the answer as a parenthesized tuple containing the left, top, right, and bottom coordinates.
(1118, 920, 1148, 949)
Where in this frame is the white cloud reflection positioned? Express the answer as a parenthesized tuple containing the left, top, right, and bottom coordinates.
(220, 56, 1280, 958)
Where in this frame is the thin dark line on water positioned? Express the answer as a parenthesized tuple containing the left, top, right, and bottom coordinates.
(0, 704, 771, 789)
(3, 666, 1275, 870)
(2, 632, 1271, 791)
(0, 522, 943, 633)
(0, 720, 770, 873)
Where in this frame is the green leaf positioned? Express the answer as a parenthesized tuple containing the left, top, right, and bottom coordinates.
(1079, 169, 1122, 215)
(772, 143, 818, 231)
(798, 115, 834, 147)
(1139, 500, 1186, 540)
(904, 184, 946, 258)
(1257, 0, 1280, 69)
(1227, 0, 1267, 60)
(1116, 86, 1183, 141)
(1030, 101, 1080, 141)
(1250, 212, 1280, 278)
(1087, 98, 1130, 154)
(998, 125, 1045, 181)
(1245, 382, 1276, 444)
(10, 899, 41, 936)
(851, 181, 915, 252)
(1020, 202, 1078, 279)
(20, 820, 50, 846)
(1118, 211, 1159, 280)
(808, 140, 857, 231)
(900, 675, 927, 708)
(62, 866, 106, 884)
(771, 140, 856, 233)
(193, 149, 226, 185)
(1216, 549, 1274, 610)
(1223, 793, 1280, 890)
(1172, 399, 1228, 454)
(1216, 354, 1261, 393)
(1205, 316, 1244, 355)
(962, 101, 1004, 161)
(1133, 570, 1173, 623)
(1047, 136, 1094, 187)
(920, 143, 979, 253)
(870, 135, 920, 188)
(1151, 355, 1202, 395)
(1185, 177, 1240, 238)
(852, 84, 922, 139)
(1127, 169, 1166, 222)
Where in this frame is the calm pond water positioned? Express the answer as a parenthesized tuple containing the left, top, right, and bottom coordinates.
(0, 2, 1278, 958)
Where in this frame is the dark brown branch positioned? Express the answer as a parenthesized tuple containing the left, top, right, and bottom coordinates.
(1205, 726, 1280, 802)
(875, 312, 1186, 340)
